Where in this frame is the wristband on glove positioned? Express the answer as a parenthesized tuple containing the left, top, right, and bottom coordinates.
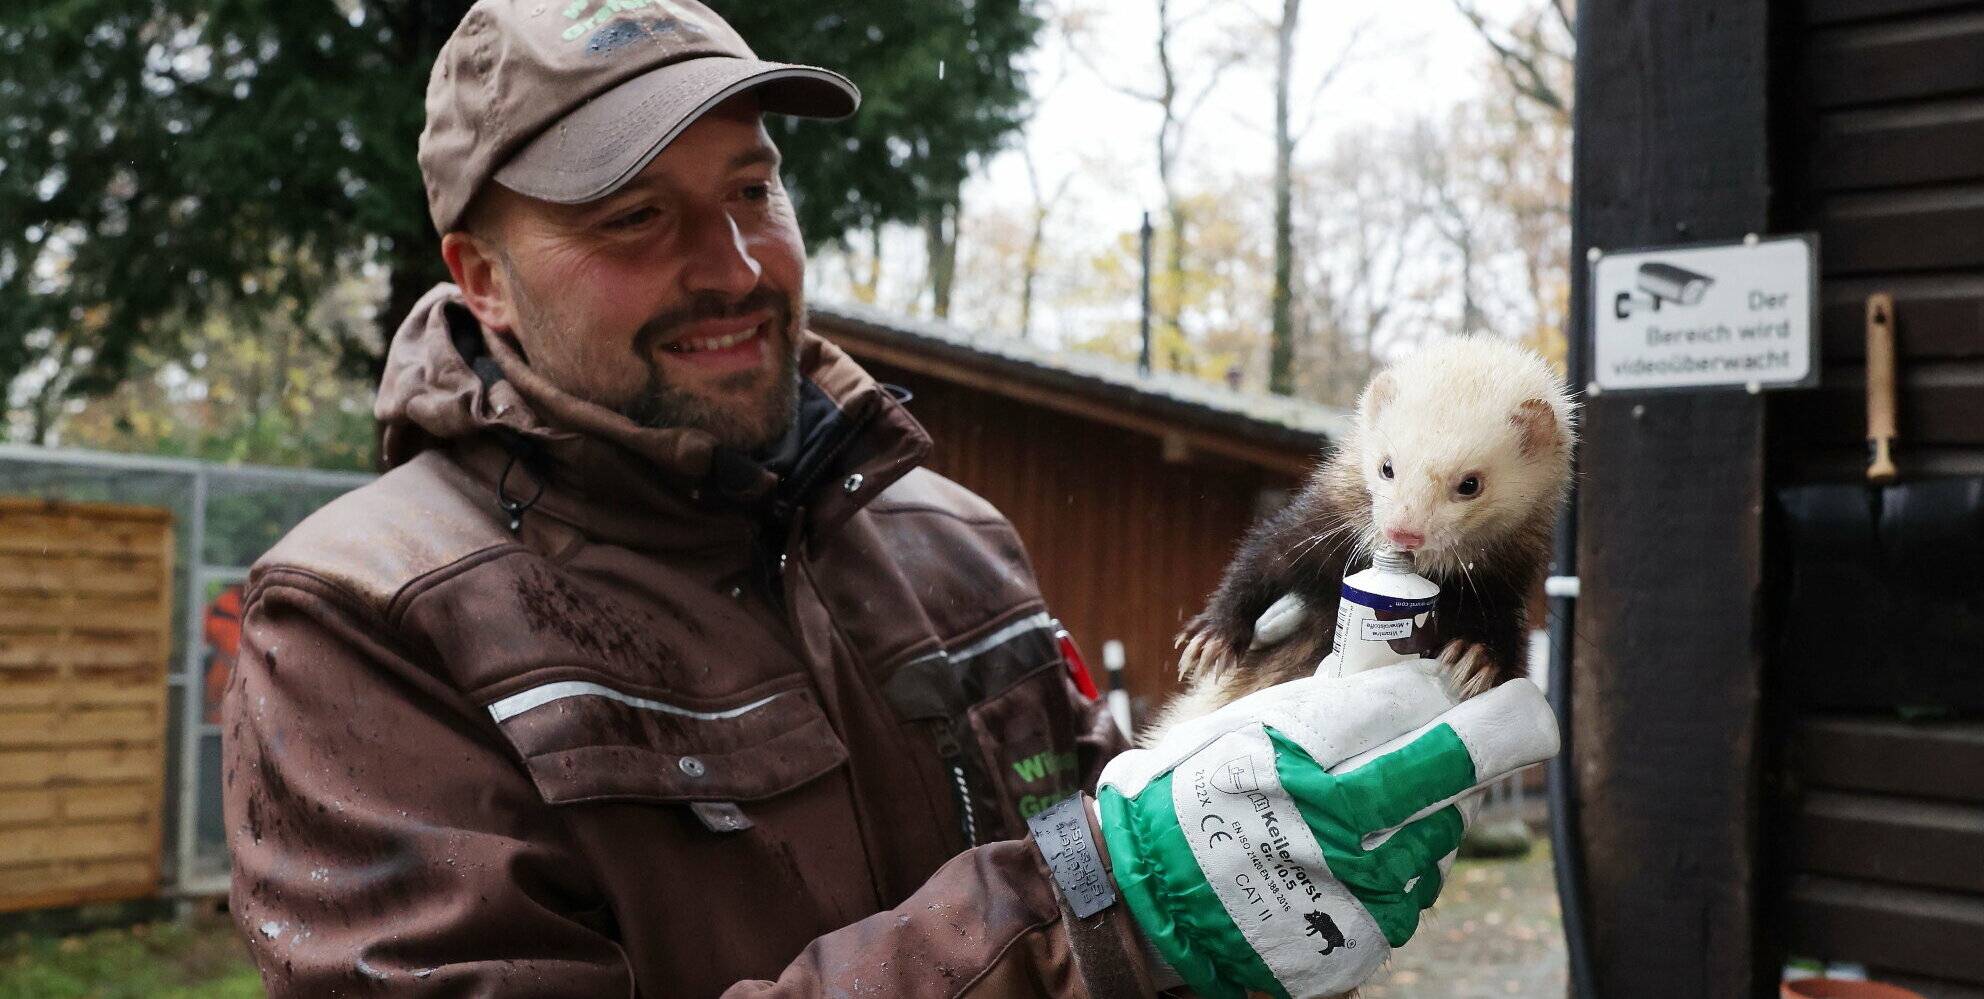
(1028, 794, 1171, 999)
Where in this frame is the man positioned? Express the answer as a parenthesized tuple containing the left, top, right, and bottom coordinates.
(225, 2, 1558, 996)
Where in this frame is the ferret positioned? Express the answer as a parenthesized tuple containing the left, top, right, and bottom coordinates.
(1154, 336, 1576, 734)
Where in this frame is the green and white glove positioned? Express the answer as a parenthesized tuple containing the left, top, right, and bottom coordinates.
(1099, 661, 1558, 999)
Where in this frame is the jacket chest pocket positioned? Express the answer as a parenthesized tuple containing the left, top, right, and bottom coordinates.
(483, 673, 887, 955)
(485, 675, 848, 809)
(963, 663, 1087, 832)
(884, 612, 1089, 845)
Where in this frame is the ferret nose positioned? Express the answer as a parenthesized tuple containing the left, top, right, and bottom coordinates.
(1383, 527, 1425, 551)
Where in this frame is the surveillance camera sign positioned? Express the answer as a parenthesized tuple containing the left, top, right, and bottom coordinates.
(1589, 233, 1818, 392)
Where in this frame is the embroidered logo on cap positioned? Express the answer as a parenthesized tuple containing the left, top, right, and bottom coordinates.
(560, 0, 710, 45)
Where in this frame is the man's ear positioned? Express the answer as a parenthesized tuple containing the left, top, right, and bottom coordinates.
(441, 230, 517, 333)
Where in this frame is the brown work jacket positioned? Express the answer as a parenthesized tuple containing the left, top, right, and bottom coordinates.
(222, 285, 1145, 997)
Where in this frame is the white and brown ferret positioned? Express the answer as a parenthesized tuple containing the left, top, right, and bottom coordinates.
(1157, 336, 1577, 733)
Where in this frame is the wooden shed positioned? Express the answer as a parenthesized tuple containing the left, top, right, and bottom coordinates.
(0, 499, 174, 912)
(810, 304, 1346, 717)
(1569, 3, 1984, 996)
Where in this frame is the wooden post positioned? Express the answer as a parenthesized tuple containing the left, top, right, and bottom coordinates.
(1570, 2, 1773, 996)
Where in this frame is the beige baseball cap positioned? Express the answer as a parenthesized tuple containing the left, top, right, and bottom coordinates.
(418, 0, 859, 234)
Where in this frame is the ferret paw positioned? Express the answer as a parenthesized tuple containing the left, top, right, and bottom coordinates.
(1174, 626, 1241, 682)
(1438, 640, 1502, 699)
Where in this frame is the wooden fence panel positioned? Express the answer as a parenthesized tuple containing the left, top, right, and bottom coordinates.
(0, 498, 172, 912)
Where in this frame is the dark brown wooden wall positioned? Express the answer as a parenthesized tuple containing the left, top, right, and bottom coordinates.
(855, 357, 1298, 720)
(1771, 1, 1984, 992)
(1774, 0, 1984, 480)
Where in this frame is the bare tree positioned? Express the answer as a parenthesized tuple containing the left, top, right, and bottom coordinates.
(1450, 0, 1575, 123)
(1451, 0, 1575, 363)
(1069, 0, 1248, 370)
(1472, 43, 1573, 362)
(1290, 133, 1424, 406)
(1019, 147, 1075, 341)
(1266, 5, 1364, 395)
(1009, 38, 1077, 342)
(1269, 0, 1301, 394)
(1408, 119, 1487, 337)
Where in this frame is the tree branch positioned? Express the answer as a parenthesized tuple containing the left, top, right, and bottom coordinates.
(1062, 37, 1164, 103)
(1294, 19, 1372, 143)
(1176, 49, 1241, 132)
(1449, 0, 1569, 117)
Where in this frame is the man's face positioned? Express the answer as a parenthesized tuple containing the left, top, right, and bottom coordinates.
(450, 95, 806, 452)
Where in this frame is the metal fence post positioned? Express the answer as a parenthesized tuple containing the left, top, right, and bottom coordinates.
(173, 465, 208, 911)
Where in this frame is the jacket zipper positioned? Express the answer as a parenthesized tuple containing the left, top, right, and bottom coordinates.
(933, 727, 978, 848)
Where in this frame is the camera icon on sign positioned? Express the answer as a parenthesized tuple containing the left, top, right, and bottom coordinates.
(1615, 262, 1714, 318)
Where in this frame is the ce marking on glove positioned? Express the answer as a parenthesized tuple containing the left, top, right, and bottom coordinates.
(1193, 769, 1235, 842)
(1199, 812, 1234, 844)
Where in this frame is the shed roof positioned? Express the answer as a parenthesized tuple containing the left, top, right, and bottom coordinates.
(809, 303, 1348, 477)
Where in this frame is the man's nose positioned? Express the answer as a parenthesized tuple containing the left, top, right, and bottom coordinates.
(680, 208, 763, 300)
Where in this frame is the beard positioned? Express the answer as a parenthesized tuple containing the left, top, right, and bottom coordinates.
(623, 287, 802, 453)
(505, 259, 803, 453)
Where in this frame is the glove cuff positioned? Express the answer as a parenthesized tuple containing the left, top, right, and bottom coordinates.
(1099, 785, 1284, 999)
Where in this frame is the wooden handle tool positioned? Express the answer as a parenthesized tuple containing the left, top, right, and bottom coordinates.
(1865, 292, 1898, 484)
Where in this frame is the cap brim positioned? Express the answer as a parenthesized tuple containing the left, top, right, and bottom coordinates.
(495, 57, 859, 206)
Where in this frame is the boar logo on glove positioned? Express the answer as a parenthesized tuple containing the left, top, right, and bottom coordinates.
(1304, 911, 1353, 955)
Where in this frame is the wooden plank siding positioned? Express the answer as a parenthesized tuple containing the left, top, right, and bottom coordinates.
(845, 355, 1302, 716)
(1771, 6, 1984, 989)
(0, 499, 173, 913)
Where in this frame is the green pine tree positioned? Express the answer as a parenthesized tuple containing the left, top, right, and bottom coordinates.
(1, 0, 1042, 444)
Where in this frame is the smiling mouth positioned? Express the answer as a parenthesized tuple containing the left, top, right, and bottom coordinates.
(662, 322, 766, 354)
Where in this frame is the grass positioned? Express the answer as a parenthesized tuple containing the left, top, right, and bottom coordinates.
(0, 916, 260, 999)
(0, 844, 1562, 999)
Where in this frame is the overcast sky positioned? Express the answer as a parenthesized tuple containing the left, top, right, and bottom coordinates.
(980, 0, 1520, 216)
(812, 0, 1536, 346)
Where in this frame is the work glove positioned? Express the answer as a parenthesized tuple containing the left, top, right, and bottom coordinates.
(1098, 660, 1558, 999)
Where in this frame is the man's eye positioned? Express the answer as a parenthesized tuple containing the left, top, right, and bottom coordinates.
(740, 182, 771, 201)
(604, 207, 658, 230)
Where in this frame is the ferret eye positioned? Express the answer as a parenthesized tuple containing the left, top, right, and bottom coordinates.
(1380, 459, 1394, 480)
(1456, 475, 1483, 497)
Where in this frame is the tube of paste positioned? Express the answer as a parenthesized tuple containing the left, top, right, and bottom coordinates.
(1321, 548, 1440, 678)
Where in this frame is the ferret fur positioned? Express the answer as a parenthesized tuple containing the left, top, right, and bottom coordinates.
(1152, 336, 1576, 740)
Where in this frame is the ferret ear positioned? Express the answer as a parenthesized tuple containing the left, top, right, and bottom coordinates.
(1512, 398, 1561, 457)
(1361, 372, 1397, 419)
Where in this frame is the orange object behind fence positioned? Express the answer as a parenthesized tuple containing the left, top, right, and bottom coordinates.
(202, 585, 242, 725)
(0, 499, 174, 912)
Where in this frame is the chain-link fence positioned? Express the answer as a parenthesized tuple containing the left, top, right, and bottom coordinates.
(0, 443, 372, 898)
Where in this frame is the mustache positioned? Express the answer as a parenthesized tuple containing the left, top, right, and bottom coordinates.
(632, 289, 791, 354)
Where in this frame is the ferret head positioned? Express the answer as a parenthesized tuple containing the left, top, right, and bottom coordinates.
(1349, 336, 1575, 574)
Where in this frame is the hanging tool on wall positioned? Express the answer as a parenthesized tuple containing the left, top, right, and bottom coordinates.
(1865, 293, 1898, 486)
(1774, 293, 1984, 711)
